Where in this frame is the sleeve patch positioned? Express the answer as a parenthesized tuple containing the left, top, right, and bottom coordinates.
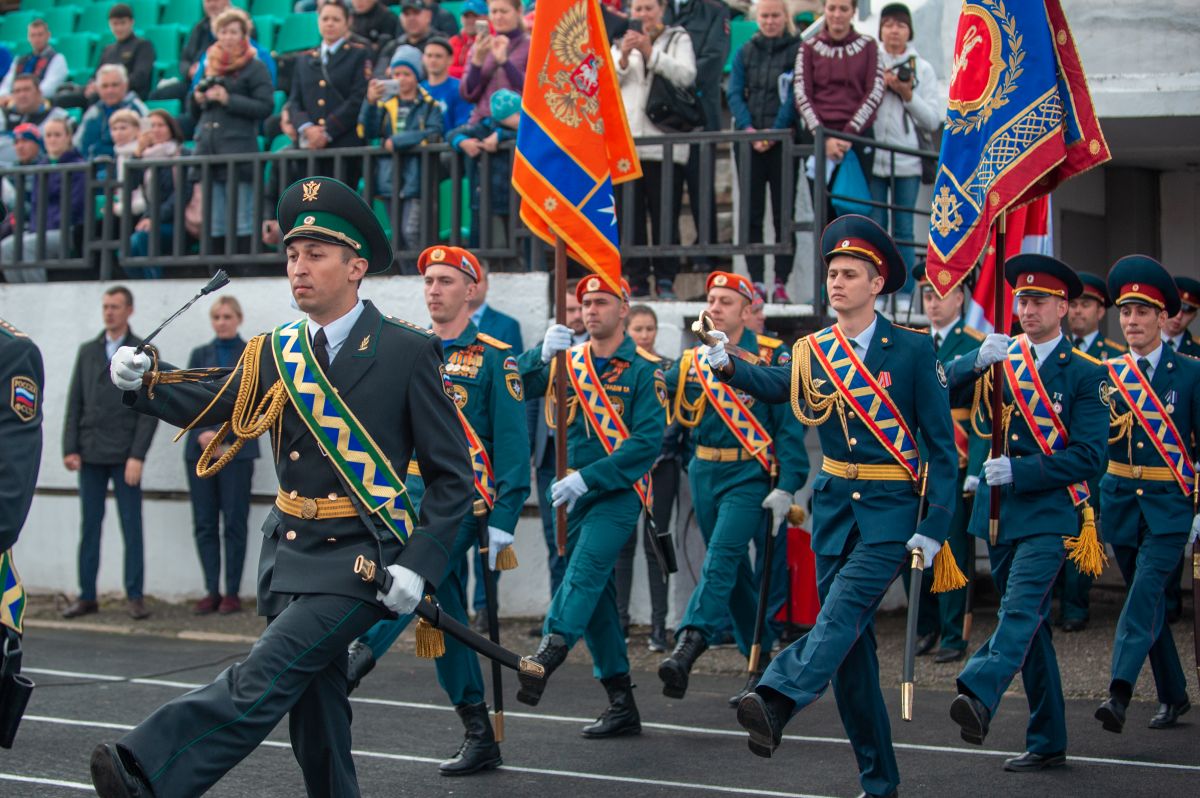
(10, 375, 38, 422)
(503, 355, 519, 371)
(778, 350, 791, 366)
(505, 371, 524, 402)
(936, 360, 948, 388)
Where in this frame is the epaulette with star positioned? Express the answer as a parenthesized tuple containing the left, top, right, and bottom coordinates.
(755, 333, 783, 349)
(962, 325, 985, 341)
(476, 332, 512, 350)
(384, 315, 434, 337)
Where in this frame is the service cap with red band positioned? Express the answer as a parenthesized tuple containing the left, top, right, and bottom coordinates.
(1077, 272, 1112, 307)
(705, 271, 756, 302)
(1173, 275, 1200, 313)
(576, 274, 632, 303)
(820, 214, 906, 295)
(1106, 255, 1180, 317)
(417, 245, 482, 282)
(1004, 254, 1083, 301)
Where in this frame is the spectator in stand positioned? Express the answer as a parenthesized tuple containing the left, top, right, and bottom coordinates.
(180, 0, 231, 84)
(612, 0, 695, 299)
(75, 64, 148, 160)
(422, 36, 472, 129)
(185, 295, 258, 615)
(9, 123, 45, 168)
(448, 0, 487, 80)
(91, 4, 158, 101)
(0, 75, 68, 166)
(0, 118, 85, 282)
(62, 286, 158, 621)
(107, 109, 143, 218)
(191, 7, 274, 254)
(360, 44, 444, 272)
(375, 0, 439, 74)
(0, 19, 68, 102)
(792, 0, 884, 209)
(868, 3, 940, 300)
(0, 123, 46, 228)
(449, 87, 519, 267)
(460, 0, 528, 124)
(352, 0, 401, 52)
(286, 0, 372, 189)
(727, 0, 800, 303)
(125, 109, 186, 276)
(430, 0, 463, 36)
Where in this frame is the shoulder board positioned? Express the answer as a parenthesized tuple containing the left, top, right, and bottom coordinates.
(962, 325, 985, 341)
(636, 346, 661, 363)
(891, 322, 925, 334)
(756, 334, 783, 349)
(475, 332, 511, 350)
(1104, 338, 1127, 352)
(0, 318, 26, 339)
(1072, 348, 1102, 365)
(384, 315, 434, 337)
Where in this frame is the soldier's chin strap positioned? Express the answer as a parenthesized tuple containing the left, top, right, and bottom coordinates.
(0, 628, 33, 749)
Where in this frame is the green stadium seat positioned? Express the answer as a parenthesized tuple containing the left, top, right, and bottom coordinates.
(0, 10, 38, 42)
(34, 5, 80, 33)
(128, 0, 163, 26)
(20, 0, 58, 14)
(372, 199, 393, 239)
(76, 3, 115, 35)
(272, 12, 317, 54)
(159, 1, 201, 28)
(250, 0, 292, 19)
(146, 97, 181, 115)
(438, 177, 470, 241)
(725, 17, 757, 73)
(65, 105, 82, 123)
(439, 0, 466, 22)
(53, 31, 98, 81)
(143, 23, 182, 71)
(272, 87, 285, 113)
(251, 14, 277, 50)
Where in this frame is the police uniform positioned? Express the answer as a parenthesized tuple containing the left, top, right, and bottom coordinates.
(285, 38, 371, 188)
(946, 255, 1109, 770)
(89, 178, 474, 798)
(351, 245, 530, 775)
(513, 276, 667, 737)
(0, 318, 42, 747)
(1094, 257, 1195, 733)
(659, 271, 810, 703)
(729, 216, 958, 798)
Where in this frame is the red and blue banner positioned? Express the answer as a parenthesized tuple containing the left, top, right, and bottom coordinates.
(512, 0, 641, 292)
(926, 0, 1109, 297)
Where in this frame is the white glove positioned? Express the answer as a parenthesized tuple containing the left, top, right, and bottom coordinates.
(550, 471, 588, 512)
(700, 329, 729, 371)
(983, 456, 1013, 486)
(110, 345, 151, 391)
(906, 533, 941, 568)
(541, 324, 573, 363)
(1189, 514, 1200, 546)
(761, 488, 793, 537)
(376, 563, 425, 615)
(487, 526, 514, 570)
(974, 333, 1011, 369)
(963, 475, 980, 494)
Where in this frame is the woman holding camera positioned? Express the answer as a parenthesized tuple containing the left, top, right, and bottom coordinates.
(460, 0, 529, 124)
(868, 3, 940, 295)
(190, 7, 273, 253)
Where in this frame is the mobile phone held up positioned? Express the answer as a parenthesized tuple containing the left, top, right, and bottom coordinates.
(474, 19, 489, 37)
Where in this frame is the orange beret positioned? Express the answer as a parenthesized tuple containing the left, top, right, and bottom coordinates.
(417, 245, 481, 282)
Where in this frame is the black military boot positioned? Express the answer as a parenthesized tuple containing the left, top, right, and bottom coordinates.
(516, 633, 568, 706)
(657, 628, 708, 699)
(345, 640, 375, 696)
(439, 702, 502, 776)
(581, 673, 642, 738)
(727, 652, 772, 707)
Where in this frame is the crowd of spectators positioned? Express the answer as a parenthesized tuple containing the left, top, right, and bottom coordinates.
(0, 0, 944, 302)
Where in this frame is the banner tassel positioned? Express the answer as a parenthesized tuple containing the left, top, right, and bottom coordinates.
(930, 546, 968, 593)
(1063, 505, 1106, 578)
(415, 617, 445, 659)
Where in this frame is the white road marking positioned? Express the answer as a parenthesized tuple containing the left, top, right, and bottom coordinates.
(0, 772, 93, 791)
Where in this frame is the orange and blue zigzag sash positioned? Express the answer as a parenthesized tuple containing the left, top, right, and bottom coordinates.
(566, 344, 653, 510)
(691, 347, 774, 472)
(1001, 336, 1089, 505)
(456, 409, 497, 508)
(806, 326, 920, 480)
(1106, 354, 1194, 495)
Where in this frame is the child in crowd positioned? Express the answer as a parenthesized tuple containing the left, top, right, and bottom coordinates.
(448, 87, 518, 267)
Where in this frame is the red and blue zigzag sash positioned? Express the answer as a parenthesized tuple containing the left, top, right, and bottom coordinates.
(1106, 354, 1194, 495)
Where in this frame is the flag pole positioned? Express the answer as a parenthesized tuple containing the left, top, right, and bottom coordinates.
(554, 235, 569, 556)
(987, 214, 1007, 547)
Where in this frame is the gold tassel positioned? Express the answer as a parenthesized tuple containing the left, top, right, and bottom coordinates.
(1063, 505, 1107, 578)
(414, 617, 445, 659)
(930, 546, 968, 593)
(495, 546, 519, 571)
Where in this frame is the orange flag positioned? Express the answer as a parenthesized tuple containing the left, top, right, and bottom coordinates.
(512, 0, 641, 292)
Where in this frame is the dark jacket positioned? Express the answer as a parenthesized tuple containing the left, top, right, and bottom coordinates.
(287, 41, 371, 147)
(360, 87, 443, 198)
(98, 35, 157, 99)
(180, 17, 216, 80)
(184, 336, 260, 463)
(190, 57, 274, 181)
(448, 116, 515, 213)
(352, 2, 400, 51)
(727, 32, 800, 131)
(30, 148, 86, 233)
(0, 324, 43, 552)
(63, 329, 159, 465)
(664, 0, 729, 129)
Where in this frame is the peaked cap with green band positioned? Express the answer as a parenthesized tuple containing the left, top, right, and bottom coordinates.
(277, 176, 394, 274)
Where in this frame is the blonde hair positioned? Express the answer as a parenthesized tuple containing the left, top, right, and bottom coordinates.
(212, 7, 251, 36)
(211, 294, 244, 319)
(753, 0, 796, 35)
(108, 108, 141, 130)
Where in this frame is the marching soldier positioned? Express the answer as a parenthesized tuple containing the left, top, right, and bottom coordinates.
(659, 270, 810, 705)
(708, 215, 958, 798)
(0, 314, 43, 748)
(93, 177, 474, 797)
(513, 275, 666, 738)
(912, 264, 985, 663)
(1094, 256, 1195, 733)
(945, 255, 1109, 773)
(344, 244, 530, 776)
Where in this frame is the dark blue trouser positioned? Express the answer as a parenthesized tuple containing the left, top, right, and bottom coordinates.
(78, 462, 145, 601)
(186, 459, 253, 598)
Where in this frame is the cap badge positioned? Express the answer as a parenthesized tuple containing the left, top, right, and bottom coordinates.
(713, 274, 728, 287)
(432, 247, 446, 261)
(587, 276, 600, 291)
(1025, 274, 1035, 284)
(303, 216, 315, 225)
(1131, 283, 1140, 291)
(301, 180, 320, 202)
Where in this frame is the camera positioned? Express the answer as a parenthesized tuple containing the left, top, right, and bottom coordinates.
(896, 63, 913, 83)
(196, 75, 227, 93)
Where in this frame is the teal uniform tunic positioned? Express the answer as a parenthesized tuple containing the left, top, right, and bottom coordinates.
(357, 322, 530, 706)
(725, 314, 957, 797)
(1162, 328, 1200, 619)
(1099, 345, 1197, 706)
(518, 334, 666, 679)
(947, 335, 1108, 756)
(665, 328, 809, 657)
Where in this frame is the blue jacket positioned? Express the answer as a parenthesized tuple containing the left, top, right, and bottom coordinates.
(1099, 345, 1200, 543)
(947, 336, 1109, 544)
(184, 337, 260, 463)
(360, 87, 444, 199)
(725, 313, 958, 556)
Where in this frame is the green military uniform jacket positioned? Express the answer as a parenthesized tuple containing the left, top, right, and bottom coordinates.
(1168, 329, 1200, 358)
(1081, 331, 1126, 361)
(0, 319, 42, 554)
(926, 322, 985, 476)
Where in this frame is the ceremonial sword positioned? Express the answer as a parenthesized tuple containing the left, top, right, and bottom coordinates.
(901, 463, 931, 722)
(473, 499, 507, 741)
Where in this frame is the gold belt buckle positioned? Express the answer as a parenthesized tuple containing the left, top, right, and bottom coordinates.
(846, 463, 859, 479)
(1131, 465, 1143, 480)
(301, 497, 318, 520)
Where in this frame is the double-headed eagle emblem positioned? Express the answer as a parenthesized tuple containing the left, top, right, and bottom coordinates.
(538, 1, 605, 133)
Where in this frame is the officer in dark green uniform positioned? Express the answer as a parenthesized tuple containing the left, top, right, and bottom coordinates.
(93, 177, 474, 798)
(945, 255, 1109, 773)
(659, 270, 809, 705)
(345, 244, 530, 776)
(713, 216, 959, 798)
(1094, 255, 1196, 734)
(0, 315, 43, 748)
(513, 275, 666, 738)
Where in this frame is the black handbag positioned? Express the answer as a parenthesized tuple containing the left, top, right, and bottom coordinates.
(644, 31, 705, 132)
